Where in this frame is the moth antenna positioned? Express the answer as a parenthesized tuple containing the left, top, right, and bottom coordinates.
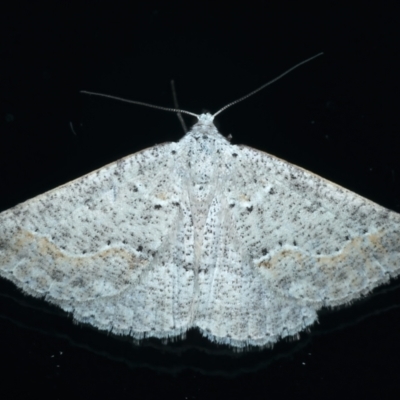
(81, 90, 199, 119)
(170, 79, 188, 133)
(213, 52, 323, 118)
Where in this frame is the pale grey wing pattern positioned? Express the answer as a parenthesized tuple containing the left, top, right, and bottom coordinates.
(228, 145, 400, 310)
(194, 144, 400, 348)
(194, 192, 318, 348)
(0, 143, 196, 337)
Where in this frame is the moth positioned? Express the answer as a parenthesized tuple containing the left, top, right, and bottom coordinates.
(1, 53, 399, 349)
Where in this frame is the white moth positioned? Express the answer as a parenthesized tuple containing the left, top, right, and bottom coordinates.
(1, 54, 399, 349)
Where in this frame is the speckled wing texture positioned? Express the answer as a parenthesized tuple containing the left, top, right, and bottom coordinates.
(195, 141, 400, 348)
(1, 113, 400, 349)
(0, 143, 197, 340)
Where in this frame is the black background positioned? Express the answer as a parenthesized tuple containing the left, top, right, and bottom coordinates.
(1, 2, 400, 399)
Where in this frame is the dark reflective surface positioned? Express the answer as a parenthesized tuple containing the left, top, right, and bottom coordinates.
(1, 276, 400, 377)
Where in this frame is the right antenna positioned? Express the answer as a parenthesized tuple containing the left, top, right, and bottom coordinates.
(213, 52, 324, 118)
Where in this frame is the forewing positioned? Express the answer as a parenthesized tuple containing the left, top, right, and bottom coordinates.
(194, 143, 400, 348)
(229, 145, 400, 307)
(0, 143, 196, 336)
